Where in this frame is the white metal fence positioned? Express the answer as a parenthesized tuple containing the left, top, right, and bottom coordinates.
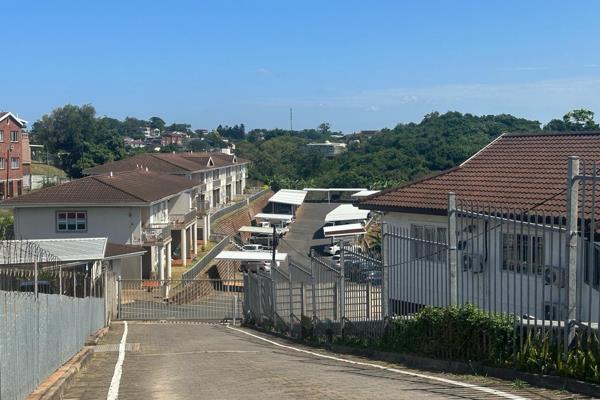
(0, 291, 106, 400)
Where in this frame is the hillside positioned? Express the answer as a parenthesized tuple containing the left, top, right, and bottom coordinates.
(237, 112, 542, 190)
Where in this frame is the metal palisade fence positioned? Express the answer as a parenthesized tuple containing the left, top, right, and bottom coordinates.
(243, 156, 600, 376)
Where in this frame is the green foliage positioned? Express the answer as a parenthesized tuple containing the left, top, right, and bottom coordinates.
(32, 104, 126, 178)
(238, 111, 542, 190)
(0, 212, 13, 239)
(543, 108, 599, 131)
(377, 305, 516, 364)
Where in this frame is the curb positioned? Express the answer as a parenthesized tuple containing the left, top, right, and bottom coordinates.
(26, 347, 94, 400)
(27, 325, 109, 400)
(243, 325, 600, 398)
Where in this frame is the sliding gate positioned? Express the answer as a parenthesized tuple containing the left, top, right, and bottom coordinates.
(117, 279, 243, 322)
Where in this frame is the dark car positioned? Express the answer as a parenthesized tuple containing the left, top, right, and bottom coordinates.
(19, 281, 54, 294)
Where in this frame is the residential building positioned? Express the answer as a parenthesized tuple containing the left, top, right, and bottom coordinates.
(83, 151, 250, 241)
(306, 141, 347, 157)
(141, 127, 161, 138)
(161, 132, 188, 146)
(360, 131, 600, 321)
(0, 112, 29, 199)
(1, 170, 201, 283)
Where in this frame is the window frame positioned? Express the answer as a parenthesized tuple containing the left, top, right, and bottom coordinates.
(10, 131, 19, 142)
(10, 157, 19, 169)
(501, 232, 544, 274)
(410, 224, 447, 262)
(56, 210, 88, 233)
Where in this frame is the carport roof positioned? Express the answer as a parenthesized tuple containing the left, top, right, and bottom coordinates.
(254, 213, 294, 221)
(323, 223, 366, 238)
(214, 251, 288, 262)
(238, 226, 274, 234)
(268, 189, 307, 206)
(325, 204, 370, 223)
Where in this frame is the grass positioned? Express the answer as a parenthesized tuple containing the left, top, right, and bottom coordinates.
(30, 163, 67, 177)
(171, 241, 216, 280)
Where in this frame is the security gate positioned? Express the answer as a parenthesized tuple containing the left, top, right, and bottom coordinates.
(117, 279, 243, 322)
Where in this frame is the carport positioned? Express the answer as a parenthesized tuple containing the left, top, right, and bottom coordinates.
(323, 223, 366, 239)
(325, 204, 370, 225)
(268, 189, 307, 215)
(303, 187, 367, 203)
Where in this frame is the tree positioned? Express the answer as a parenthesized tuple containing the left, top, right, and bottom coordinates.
(318, 122, 331, 134)
(562, 109, 599, 131)
(165, 123, 192, 133)
(32, 104, 125, 177)
(149, 117, 165, 132)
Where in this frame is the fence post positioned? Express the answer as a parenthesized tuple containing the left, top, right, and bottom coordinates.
(366, 283, 371, 319)
(103, 269, 108, 325)
(447, 192, 458, 306)
(565, 156, 580, 353)
(117, 276, 122, 320)
(288, 270, 293, 333)
(300, 282, 306, 317)
(310, 250, 317, 321)
(233, 294, 238, 326)
(339, 242, 345, 332)
(381, 223, 389, 318)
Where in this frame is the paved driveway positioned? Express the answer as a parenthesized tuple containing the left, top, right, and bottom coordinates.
(63, 322, 584, 400)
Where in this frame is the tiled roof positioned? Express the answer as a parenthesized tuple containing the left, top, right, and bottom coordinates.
(83, 152, 248, 175)
(1, 170, 197, 206)
(360, 131, 600, 216)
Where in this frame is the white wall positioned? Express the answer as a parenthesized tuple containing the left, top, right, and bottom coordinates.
(383, 211, 600, 322)
(13, 206, 142, 245)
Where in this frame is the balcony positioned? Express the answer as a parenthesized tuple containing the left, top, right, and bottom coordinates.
(197, 200, 211, 216)
(169, 209, 197, 229)
(142, 224, 171, 245)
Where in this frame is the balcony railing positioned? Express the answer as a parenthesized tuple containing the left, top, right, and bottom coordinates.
(142, 224, 171, 245)
(197, 200, 211, 216)
(169, 209, 197, 229)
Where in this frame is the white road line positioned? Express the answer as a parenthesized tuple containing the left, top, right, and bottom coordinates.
(227, 326, 528, 400)
(107, 321, 128, 400)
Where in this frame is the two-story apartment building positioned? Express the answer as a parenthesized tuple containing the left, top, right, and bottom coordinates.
(0, 112, 29, 199)
(83, 151, 250, 241)
(1, 170, 200, 284)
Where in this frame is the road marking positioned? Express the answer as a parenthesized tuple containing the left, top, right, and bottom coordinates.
(137, 350, 259, 357)
(227, 326, 528, 400)
(107, 321, 128, 400)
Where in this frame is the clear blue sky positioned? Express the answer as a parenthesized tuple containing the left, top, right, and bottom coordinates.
(5, 0, 600, 133)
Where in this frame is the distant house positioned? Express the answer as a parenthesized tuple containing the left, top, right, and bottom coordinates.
(306, 141, 347, 157)
(0, 112, 30, 199)
(124, 137, 146, 149)
(141, 127, 161, 138)
(360, 131, 600, 321)
(161, 132, 188, 146)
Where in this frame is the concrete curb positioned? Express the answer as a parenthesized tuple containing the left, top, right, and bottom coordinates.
(27, 325, 109, 400)
(243, 325, 600, 398)
(26, 347, 94, 400)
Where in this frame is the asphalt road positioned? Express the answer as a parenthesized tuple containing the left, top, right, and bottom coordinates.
(63, 322, 586, 400)
(277, 202, 340, 268)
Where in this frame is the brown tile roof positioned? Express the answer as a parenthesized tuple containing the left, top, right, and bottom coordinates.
(83, 152, 248, 175)
(360, 131, 600, 216)
(104, 242, 146, 258)
(1, 170, 197, 206)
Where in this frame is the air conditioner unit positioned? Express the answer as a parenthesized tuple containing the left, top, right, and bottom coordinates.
(544, 266, 566, 288)
(463, 253, 485, 273)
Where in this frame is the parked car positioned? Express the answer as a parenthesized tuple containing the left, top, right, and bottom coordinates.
(242, 244, 264, 252)
(326, 243, 340, 256)
(331, 254, 341, 268)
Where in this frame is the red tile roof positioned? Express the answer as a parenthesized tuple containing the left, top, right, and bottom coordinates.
(83, 152, 248, 175)
(1, 170, 197, 206)
(360, 132, 600, 216)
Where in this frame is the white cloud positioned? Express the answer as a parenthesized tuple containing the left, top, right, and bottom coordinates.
(256, 67, 271, 75)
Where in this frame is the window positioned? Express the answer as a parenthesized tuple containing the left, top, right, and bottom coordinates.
(10, 157, 19, 169)
(226, 167, 231, 177)
(212, 170, 219, 180)
(0, 130, 3, 142)
(410, 224, 447, 262)
(56, 211, 87, 232)
(0, 158, 5, 170)
(502, 233, 544, 274)
(10, 131, 18, 142)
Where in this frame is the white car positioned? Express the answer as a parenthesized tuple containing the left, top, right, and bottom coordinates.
(331, 254, 341, 268)
(242, 244, 264, 252)
(326, 243, 340, 256)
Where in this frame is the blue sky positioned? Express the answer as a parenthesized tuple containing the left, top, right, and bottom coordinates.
(5, 0, 600, 132)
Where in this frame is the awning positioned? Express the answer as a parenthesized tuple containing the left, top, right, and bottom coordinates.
(325, 204, 370, 223)
(254, 213, 294, 222)
(323, 223, 366, 238)
(351, 190, 380, 198)
(215, 251, 288, 262)
(268, 189, 307, 206)
(238, 226, 275, 234)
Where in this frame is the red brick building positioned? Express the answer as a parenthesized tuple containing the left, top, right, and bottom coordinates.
(0, 112, 28, 199)
(161, 132, 187, 146)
